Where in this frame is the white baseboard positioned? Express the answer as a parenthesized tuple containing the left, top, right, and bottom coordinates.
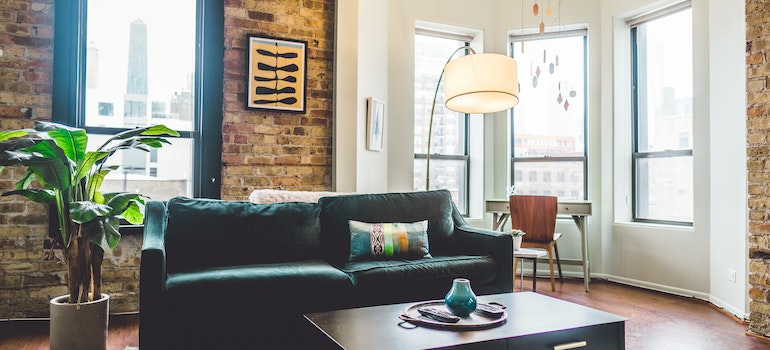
(602, 274, 747, 321)
(521, 267, 748, 321)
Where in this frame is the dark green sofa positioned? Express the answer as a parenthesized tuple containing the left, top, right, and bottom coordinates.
(139, 190, 512, 349)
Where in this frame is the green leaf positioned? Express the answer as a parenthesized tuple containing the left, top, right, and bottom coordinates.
(10, 140, 72, 191)
(0, 130, 30, 142)
(99, 125, 179, 150)
(104, 193, 141, 216)
(74, 151, 108, 183)
(1, 189, 56, 204)
(70, 201, 111, 224)
(86, 169, 111, 201)
(47, 127, 87, 163)
(121, 201, 144, 225)
(82, 216, 121, 251)
(15, 169, 36, 190)
(0, 138, 38, 166)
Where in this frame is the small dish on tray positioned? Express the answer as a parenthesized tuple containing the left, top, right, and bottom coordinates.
(398, 300, 507, 330)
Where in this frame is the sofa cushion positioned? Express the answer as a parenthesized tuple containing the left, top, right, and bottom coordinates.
(164, 197, 321, 272)
(319, 190, 457, 263)
(336, 255, 498, 295)
(348, 220, 431, 261)
(165, 259, 354, 302)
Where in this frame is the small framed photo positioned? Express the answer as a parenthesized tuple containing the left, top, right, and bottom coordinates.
(366, 97, 385, 151)
(246, 34, 307, 113)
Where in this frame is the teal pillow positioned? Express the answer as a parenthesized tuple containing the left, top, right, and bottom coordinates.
(348, 220, 431, 261)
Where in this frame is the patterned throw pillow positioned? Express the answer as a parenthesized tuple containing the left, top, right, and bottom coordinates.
(348, 220, 431, 261)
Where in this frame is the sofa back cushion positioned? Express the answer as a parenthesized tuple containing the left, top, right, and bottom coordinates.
(164, 197, 321, 272)
(318, 190, 456, 263)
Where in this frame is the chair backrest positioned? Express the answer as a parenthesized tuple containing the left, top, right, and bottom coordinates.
(508, 195, 557, 243)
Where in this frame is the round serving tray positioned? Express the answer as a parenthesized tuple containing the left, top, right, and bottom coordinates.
(398, 300, 507, 330)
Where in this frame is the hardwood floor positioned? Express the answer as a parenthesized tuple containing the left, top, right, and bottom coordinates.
(1, 278, 769, 349)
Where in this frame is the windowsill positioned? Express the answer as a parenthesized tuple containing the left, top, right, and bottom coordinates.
(612, 221, 694, 232)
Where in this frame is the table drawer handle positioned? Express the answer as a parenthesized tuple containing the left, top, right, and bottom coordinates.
(553, 341, 588, 350)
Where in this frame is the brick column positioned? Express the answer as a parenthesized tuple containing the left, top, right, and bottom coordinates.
(221, 0, 335, 200)
(747, 0, 770, 338)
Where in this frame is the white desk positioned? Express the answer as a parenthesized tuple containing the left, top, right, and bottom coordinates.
(485, 199, 593, 292)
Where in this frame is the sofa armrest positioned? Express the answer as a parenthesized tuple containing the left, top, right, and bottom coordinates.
(139, 201, 168, 349)
(452, 210, 513, 293)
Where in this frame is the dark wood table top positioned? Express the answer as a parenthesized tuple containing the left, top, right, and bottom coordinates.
(304, 292, 628, 350)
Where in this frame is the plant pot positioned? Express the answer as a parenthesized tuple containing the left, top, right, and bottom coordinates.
(513, 236, 523, 251)
(50, 293, 109, 350)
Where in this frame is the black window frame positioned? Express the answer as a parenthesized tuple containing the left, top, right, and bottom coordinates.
(509, 29, 589, 201)
(53, 0, 223, 234)
(413, 31, 472, 215)
(629, 2, 693, 226)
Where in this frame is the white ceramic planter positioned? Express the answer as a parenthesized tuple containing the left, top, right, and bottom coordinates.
(50, 293, 109, 350)
(513, 236, 523, 251)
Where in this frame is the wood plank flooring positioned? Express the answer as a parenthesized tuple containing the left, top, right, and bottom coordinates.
(1, 278, 769, 349)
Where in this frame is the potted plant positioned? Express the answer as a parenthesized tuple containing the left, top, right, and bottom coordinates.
(0, 121, 178, 350)
(511, 229, 526, 251)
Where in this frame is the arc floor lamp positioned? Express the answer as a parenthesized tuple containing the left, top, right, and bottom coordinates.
(425, 47, 520, 190)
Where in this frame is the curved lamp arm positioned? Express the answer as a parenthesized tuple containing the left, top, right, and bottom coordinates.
(426, 45, 477, 191)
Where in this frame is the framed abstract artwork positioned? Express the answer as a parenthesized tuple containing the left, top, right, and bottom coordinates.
(247, 35, 307, 113)
(366, 97, 385, 151)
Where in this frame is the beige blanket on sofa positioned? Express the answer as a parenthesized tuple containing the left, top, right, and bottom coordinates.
(248, 189, 352, 204)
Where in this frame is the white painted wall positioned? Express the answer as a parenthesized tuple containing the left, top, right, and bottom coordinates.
(336, 0, 748, 319)
(334, 0, 389, 193)
(706, 0, 747, 318)
(602, 0, 747, 318)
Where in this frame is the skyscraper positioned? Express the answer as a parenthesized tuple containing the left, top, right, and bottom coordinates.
(124, 18, 148, 127)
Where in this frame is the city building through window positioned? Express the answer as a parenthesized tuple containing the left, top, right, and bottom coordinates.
(629, 2, 693, 225)
(510, 30, 588, 201)
(413, 31, 472, 214)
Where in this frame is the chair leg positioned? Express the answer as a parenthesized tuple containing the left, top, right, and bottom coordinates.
(554, 241, 563, 280)
(513, 257, 518, 291)
(547, 244, 555, 292)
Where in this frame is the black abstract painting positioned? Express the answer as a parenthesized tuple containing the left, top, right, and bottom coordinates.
(247, 35, 307, 113)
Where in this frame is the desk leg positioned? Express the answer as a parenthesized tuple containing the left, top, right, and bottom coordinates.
(492, 213, 509, 231)
(573, 215, 590, 292)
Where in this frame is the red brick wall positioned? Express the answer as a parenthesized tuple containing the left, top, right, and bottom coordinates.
(0, 0, 335, 317)
(221, 0, 335, 200)
(747, 0, 770, 337)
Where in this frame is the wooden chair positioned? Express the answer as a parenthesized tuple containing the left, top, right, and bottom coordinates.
(509, 195, 563, 292)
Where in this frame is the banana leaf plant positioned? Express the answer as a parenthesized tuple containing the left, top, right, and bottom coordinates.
(0, 121, 179, 304)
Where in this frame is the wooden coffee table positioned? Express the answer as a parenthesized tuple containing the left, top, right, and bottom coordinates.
(304, 292, 626, 349)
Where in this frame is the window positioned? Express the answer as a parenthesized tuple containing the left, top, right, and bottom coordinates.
(510, 30, 587, 202)
(413, 31, 471, 214)
(53, 0, 223, 207)
(630, 2, 693, 225)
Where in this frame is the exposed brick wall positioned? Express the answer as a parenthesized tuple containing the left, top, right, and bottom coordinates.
(748, 0, 770, 337)
(0, 0, 63, 318)
(1, 0, 335, 317)
(221, 0, 335, 200)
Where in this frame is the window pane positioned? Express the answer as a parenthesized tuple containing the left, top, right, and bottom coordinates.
(512, 36, 585, 158)
(86, 0, 196, 132)
(89, 134, 193, 201)
(511, 32, 587, 201)
(635, 156, 693, 222)
(512, 161, 584, 201)
(414, 34, 467, 156)
(414, 158, 467, 213)
(635, 9, 693, 152)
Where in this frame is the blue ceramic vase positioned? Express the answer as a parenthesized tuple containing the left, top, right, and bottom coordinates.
(444, 278, 477, 317)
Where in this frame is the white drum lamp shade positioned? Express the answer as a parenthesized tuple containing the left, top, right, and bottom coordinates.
(444, 53, 519, 114)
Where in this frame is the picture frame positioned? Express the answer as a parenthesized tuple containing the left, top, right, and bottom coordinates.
(246, 34, 307, 113)
(366, 97, 385, 151)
